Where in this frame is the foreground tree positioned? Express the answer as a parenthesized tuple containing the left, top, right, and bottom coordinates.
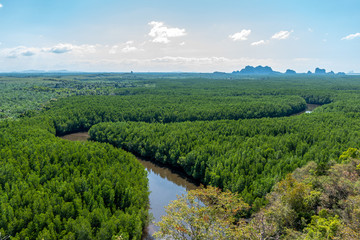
(153, 186, 249, 240)
(154, 151, 360, 240)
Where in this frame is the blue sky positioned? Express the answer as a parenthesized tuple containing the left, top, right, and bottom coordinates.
(0, 0, 359, 72)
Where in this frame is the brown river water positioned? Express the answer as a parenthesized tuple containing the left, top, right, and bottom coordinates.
(60, 132, 198, 239)
(60, 105, 320, 238)
(290, 103, 321, 116)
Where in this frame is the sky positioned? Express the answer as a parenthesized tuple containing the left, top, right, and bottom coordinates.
(0, 0, 359, 73)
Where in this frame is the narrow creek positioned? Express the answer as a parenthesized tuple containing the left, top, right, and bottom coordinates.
(290, 103, 321, 116)
(60, 132, 198, 239)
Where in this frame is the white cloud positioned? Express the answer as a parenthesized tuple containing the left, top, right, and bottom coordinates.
(48, 43, 97, 54)
(74, 44, 97, 54)
(49, 43, 73, 54)
(180, 42, 186, 46)
(272, 30, 293, 40)
(1, 43, 98, 58)
(21, 51, 36, 57)
(122, 41, 140, 53)
(122, 45, 138, 53)
(251, 40, 268, 46)
(109, 45, 119, 54)
(341, 33, 360, 40)
(108, 41, 142, 54)
(148, 21, 186, 44)
(229, 29, 251, 41)
(1, 46, 40, 58)
(0, 3, 3, 8)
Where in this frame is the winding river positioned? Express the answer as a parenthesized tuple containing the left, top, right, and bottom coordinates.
(290, 103, 321, 116)
(60, 104, 321, 238)
(61, 132, 198, 239)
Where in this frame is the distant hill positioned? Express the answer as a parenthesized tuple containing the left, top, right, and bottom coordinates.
(285, 69, 296, 74)
(16, 70, 78, 74)
(231, 66, 346, 75)
(310, 68, 345, 75)
(232, 65, 280, 75)
(213, 71, 227, 75)
(315, 68, 326, 74)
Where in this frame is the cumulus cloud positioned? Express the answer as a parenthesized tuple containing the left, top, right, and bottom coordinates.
(229, 29, 251, 41)
(341, 33, 360, 40)
(1, 46, 40, 58)
(272, 30, 293, 40)
(122, 41, 140, 53)
(109, 41, 141, 54)
(251, 40, 268, 46)
(49, 43, 73, 54)
(47, 43, 97, 54)
(1, 43, 98, 58)
(148, 21, 186, 44)
(21, 51, 36, 57)
(122, 45, 138, 53)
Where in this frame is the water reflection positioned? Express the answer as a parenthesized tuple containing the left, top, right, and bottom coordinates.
(138, 158, 198, 191)
(291, 103, 321, 116)
(60, 132, 90, 141)
(60, 132, 198, 239)
(138, 158, 198, 239)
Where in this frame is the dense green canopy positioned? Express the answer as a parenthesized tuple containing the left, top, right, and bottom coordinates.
(1, 73, 360, 239)
(0, 120, 149, 239)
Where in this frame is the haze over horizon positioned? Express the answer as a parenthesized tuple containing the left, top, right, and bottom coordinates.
(0, 0, 359, 73)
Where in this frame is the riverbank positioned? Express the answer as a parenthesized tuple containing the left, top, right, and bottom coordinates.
(60, 132, 199, 239)
(290, 103, 321, 116)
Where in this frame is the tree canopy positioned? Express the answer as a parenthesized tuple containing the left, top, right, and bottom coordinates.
(154, 150, 360, 239)
(1, 73, 360, 239)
